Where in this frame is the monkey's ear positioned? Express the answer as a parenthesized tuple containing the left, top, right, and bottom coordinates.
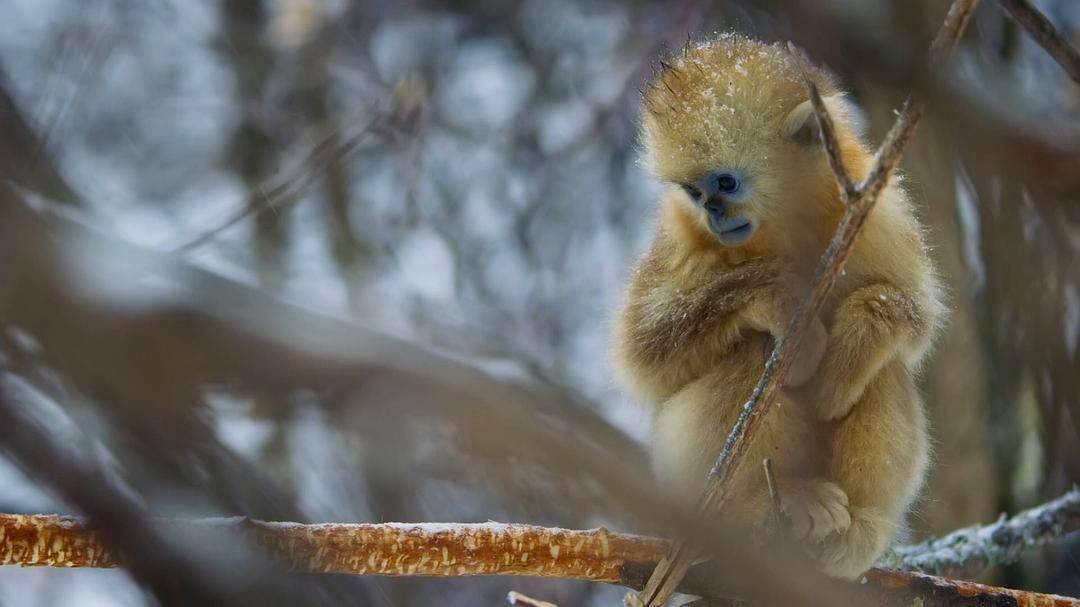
(781, 94, 865, 145)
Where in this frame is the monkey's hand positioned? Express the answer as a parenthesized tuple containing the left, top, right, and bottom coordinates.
(813, 284, 922, 421)
(778, 477, 851, 544)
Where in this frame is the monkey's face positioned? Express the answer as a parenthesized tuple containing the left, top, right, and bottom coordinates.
(644, 106, 837, 250)
(640, 36, 853, 250)
(677, 169, 757, 246)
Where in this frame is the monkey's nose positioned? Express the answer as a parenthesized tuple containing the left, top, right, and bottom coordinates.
(704, 199, 726, 217)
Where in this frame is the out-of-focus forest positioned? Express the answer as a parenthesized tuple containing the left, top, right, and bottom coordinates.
(0, 0, 1077, 605)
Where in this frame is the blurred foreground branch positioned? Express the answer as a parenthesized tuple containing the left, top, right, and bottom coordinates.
(0, 182, 655, 522)
(0, 403, 216, 604)
(2, 512, 1077, 607)
(881, 487, 1080, 578)
(0, 383, 309, 605)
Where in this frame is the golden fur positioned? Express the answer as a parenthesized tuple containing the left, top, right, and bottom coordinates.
(612, 34, 945, 578)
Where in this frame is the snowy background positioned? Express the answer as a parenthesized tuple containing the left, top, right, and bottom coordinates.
(0, 0, 1077, 604)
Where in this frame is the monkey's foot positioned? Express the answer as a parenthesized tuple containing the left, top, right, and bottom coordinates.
(778, 478, 851, 544)
(818, 506, 893, 579)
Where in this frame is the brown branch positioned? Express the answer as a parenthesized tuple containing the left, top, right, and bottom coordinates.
(631, 3, 977, 605)
(2, 514, 1076, 607)
(788, 45, 856, 200)
(863, 569, 1080, 607)
(931, 0, 984, 62)
(997, 0, 1080, 85)
(0, 515, 663, 579)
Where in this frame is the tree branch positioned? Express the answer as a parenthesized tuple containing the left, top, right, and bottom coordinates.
(2, 514, 1076, 607)
(789, 47, 856, 200)
(880, 487, 1080, 578)
(997, 0, 1080, 85)
(173, 112, 385, 253)
(931, 0, 984, 62)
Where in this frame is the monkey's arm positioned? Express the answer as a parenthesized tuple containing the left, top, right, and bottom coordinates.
(614, 260, 758, 402)
(814, 283, 932, 421)
(615, 252, 825, 403)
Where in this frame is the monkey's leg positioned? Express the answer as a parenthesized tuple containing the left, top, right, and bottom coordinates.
(652, 345, 844, 540)
(818, 362, 929, 579)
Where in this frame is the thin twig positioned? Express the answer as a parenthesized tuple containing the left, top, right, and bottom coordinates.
(763, 459, 785, 544)
(997, 0, 1080, 85)
(930, 0, 984, 62)
(880, 487, 1080, 577)
(631, 3, 978, 605)
(676, 600, 744, 607)
(172, 113, 383, 253)
(2, 514, 1078, 607)
(787, 43, 856, 201)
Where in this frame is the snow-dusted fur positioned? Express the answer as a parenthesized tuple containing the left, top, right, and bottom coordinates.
(612, 34, 945, 579)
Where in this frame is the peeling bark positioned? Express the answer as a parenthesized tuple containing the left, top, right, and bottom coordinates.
(2, 514, 1076, 606)
(0, 514, 118, 569)
(0, 515, 661, 582)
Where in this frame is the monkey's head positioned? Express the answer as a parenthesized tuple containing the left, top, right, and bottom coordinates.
(641, 34, 866, 252)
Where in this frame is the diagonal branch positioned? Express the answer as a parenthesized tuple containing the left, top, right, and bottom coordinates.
(0, 387, 223, 604)
(997, 0, 1080, 85)
(931, 0, 984, 62)
(173, 112, 385, 253)
(630, 3, 978, 605)
(788, 45, 856, 201)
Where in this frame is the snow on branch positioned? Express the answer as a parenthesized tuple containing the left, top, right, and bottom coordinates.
(881, 487, 1080, 578)
(2, 513, 1078, 607)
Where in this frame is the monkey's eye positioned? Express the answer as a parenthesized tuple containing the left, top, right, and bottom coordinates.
(681, 183, 703, 200)
(717, 173, 740, 194)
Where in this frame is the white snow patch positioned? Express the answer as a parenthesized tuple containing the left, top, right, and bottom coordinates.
(437, 39, 536, 131)
(536, 99, 595, 154)
(398, 227, 456, 300)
